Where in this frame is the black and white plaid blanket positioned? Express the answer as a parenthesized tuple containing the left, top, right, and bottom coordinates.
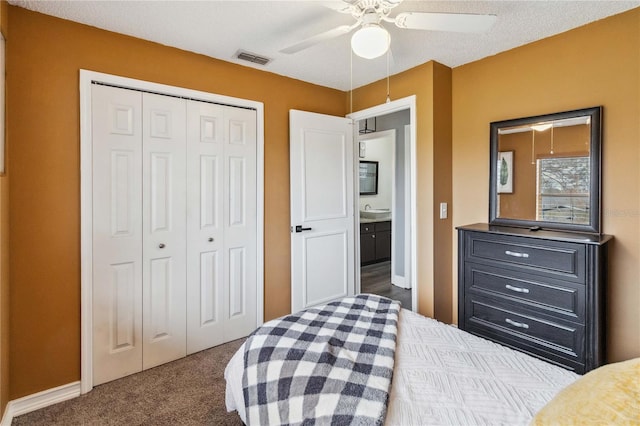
(242, 294, 400, 426)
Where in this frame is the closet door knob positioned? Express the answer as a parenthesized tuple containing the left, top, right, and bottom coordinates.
(158, 243, 166, 249)
(208, 237, 214, 242)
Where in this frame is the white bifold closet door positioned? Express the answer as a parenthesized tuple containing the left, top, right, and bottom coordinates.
(92, 84, 144, 385)
(185, 101, 257, 354)
(91, 84, 257, 386)
(141, 93, 187, 369)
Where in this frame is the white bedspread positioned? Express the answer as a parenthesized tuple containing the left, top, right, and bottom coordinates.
(225, 308, 579, 425)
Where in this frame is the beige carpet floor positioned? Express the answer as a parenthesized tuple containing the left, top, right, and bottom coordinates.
(13, 338, 246, 425)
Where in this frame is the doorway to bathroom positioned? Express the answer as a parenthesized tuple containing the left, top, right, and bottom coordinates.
(355, 108, 412, 310)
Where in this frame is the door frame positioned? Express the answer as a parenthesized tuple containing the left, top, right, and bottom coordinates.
(348, 96, 417, 311)
(79, 70, 265, 393)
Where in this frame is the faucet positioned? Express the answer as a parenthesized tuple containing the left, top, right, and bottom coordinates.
(364, 204, 371, 210)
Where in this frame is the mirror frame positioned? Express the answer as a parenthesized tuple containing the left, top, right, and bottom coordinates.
(489, 106, 602, 234)
(359, 160, 379, 195)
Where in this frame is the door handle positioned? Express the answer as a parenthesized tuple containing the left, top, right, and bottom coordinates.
(295, 225, 312, 233)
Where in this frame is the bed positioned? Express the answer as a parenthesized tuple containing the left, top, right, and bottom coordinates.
(225, 294, 638, 425)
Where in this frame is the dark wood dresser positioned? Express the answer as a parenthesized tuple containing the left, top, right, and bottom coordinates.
(457, 223, 612, 374)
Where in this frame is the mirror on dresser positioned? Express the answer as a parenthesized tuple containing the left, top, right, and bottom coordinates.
(489, 106, 602, 234)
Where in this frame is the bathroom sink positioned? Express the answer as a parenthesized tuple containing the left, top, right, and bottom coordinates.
(360, 209, 391, 219)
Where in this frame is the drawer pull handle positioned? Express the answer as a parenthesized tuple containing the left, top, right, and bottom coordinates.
(505, 318, 529, 329)
(505, 250, 529, 258)
(505, 284, 530, 294)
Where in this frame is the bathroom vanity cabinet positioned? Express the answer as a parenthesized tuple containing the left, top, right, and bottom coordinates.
(360, 220, 391, 265)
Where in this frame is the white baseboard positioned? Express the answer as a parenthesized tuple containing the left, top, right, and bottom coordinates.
(1, 381, 81, 425)
(391, 274, 410, 290)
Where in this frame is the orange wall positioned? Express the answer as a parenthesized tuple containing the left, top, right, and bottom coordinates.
(452, 8, 640, 362)
(0, 0, 8, 416)
(499, 131, 538, 219)
(352, 61, 453, 322)
(6, 6, 345, 399)
(432, 63, 453, 322)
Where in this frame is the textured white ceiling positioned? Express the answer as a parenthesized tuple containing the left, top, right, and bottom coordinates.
(10, 0, 640, 91)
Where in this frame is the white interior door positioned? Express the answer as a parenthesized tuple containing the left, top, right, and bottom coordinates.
(222, 106, 258, 341)
(290, 110, 355, 313)
(185, 101, 258, 352)
(141, 93, 187, 369)
(185, 100, 225, 354)
(92, 84, 143, 385)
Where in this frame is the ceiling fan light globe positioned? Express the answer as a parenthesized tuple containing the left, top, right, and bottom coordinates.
(351, 24, 390, 59)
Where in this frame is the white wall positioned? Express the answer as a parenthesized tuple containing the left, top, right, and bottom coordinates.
(358, 132, 394, 211)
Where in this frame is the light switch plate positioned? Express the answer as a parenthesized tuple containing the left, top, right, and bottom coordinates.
(439, 202, 448, 219)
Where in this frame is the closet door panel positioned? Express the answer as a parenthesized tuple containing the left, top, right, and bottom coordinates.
(199, 251, 221, 323)
(223, 107, 257, 341)
(92, 84, 143, 385)
(200, 155, 220, 229)
(228, 246, 246, 317)
(149, 257, 172, 340)
(142, 93, 187, 369)
(186, 101, 226, 354)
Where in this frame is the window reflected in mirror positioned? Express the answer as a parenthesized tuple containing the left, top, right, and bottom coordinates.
(537, 156, 590, 224)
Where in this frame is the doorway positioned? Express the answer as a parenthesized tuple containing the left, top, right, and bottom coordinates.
(358, 128, 410, 308)
(349, 97, 416, 311)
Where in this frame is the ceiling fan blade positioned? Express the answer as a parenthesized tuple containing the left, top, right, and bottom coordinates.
(394, 12, 497, 33)
(319, 1, 356, 14)
(280, 24, 356, 54)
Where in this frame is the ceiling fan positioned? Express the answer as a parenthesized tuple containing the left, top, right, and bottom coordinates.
(280, 0, 497, 59)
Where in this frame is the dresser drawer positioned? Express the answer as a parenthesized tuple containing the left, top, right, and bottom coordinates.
(465, 232, 585, 282)
(465, 263, 584, 322)
(465, 297, 584, 363)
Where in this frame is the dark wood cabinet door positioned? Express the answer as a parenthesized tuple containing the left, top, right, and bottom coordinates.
(360, 234, 376, 264)
(375, 230, 391, 260)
